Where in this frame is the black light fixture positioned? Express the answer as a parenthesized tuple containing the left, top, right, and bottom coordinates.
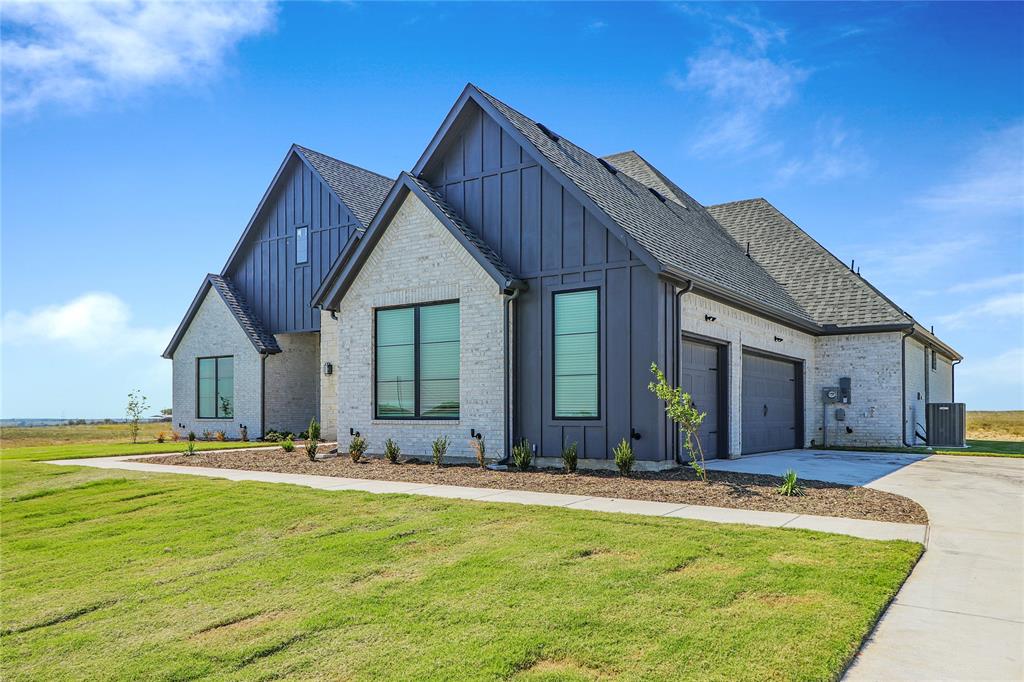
(349, 427, 360, 437)
(323, 362, 333, 375)
(470, 428, 482, 440)
(774, 336, 784, 342)
(705, 314, 717, 322)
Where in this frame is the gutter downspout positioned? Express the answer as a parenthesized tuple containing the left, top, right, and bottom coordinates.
(952, 358, 961, 401)
(260, 353, 268, 439)
(901, 328, 913, 447)
(498, 285, 523, 466)
(673, 280, 694, 464)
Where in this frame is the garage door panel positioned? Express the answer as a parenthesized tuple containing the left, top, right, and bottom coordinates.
(742, 352, 800, 455)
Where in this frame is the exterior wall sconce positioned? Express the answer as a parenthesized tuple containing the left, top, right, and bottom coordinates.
(774, 336, 784, 342)
(349, 427, 360, 437)
(470, 428, 482, 440)
(323, 362, 333, 375)
(704, 314, 717, 322)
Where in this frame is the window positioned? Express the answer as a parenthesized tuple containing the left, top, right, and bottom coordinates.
(931, 349, 937, 371)
(375, 301, 459, 419)
(296, 226, 308, 264)
(197, 356, 233, 418)
(554, 289, 599, 419)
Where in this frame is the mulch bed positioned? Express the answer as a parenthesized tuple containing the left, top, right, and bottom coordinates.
(138, 448, 928, 525)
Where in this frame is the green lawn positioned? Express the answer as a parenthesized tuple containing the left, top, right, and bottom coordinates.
(1, 455, 921, 681)
(822, 440, 1024, 459)
(0, 439, 270, 462)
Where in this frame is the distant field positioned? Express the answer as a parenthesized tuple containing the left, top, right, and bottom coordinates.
(0, 421, 172, 448)
(967, 411, 1024, 441)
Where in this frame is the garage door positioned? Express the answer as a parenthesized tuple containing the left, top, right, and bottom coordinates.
(742, 351, 800, 455)
(680, 339, 721, 458)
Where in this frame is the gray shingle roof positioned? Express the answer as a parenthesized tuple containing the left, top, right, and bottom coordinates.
(208, 275, 281, 353)
(408, 175, 519, 285)
(473, 87, 813, 325)
(294, 145, 393, 228)
(601, 151, 695, 208)
(706, 199, 912, 328)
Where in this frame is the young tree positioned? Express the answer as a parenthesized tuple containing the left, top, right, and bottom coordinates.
(125, 390, 150, 444)
(648, 363, 709, 482)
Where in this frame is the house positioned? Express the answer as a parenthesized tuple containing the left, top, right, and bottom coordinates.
(165, 84, 962, 465)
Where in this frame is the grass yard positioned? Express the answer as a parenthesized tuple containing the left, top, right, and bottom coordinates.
(1, 455, 921, 680)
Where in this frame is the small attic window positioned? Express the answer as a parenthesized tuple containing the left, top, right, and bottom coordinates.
(536, 122, 560, 142)
(296, 226, 309, 264)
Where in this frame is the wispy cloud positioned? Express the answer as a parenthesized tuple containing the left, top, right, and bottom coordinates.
(935, 291, 1024, 329)
(775, 117, 870, 184)
(1, 0, 277, 115)
(913, 122, 1024, 218)
(585, 19, 607, 32)
(947, 273, 1024, 294)
(1, 293, 173, 355)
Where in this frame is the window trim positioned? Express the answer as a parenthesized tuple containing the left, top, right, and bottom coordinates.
(931, 349, 937, 371)
(196, 355, 234, 420)
(295, 225, 309, 265)
(373, 299, 460, 421)
(551, 287, 601, 421)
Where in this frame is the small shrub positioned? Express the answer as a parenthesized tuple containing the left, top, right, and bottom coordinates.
(298, 430, 308, 440)
(156, 432, 166, 443)
(562, 441, 578, 473)
(431, 435, 450, 466)
(201, 430, 212, 441)
(263, 430, 282, 443)
(384, 438, 401, 464)
(187, 431, 196, 442)
(511, 438, 532, 471)
(777, 469, 805, 497)
(214, 431, 226, 442)
(470, 436, 486, 467)
(169, 431, 181, 442)
(305, 418, 321, 461)
(349, 434, 367, 463)
(184, 439, 197, 457)
(281, 438, 295, 453)
(613, 438, 635, 476)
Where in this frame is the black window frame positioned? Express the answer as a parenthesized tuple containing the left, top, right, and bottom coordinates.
(373, 299, 460, 421)
(931, 349, 937, 371)
(196, 355, 234, 419)
(551, 287, 601, 421)
(295, 225, 309, 265)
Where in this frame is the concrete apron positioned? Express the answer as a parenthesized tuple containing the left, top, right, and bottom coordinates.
(44, 454, 926, 544)
(708, 450, 1024, 682)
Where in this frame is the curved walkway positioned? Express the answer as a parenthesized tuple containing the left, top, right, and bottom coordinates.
(708, 450, 1024, 681)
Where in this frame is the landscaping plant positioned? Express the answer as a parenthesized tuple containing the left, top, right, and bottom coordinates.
(125, 389, 149, 444)
(214, 431, 226, 442)
(384, 438, 401, 464)
(169, 431, 180, 442)
(184, 438, 197, 457)
(281, 438, 295, 453)
(202, 430, 213, 441)
(431, 435, 450, 466)
(349, 434, 368, 463)
(263, 430, 282, 443)
(305, 418, 321, 461)
(470, 436, 486, 467)
(613, 438, 635, 476)
(511, 438, 532, 471)
(155, 432, 166, 444)
(777, 469, 805, 497)
(649, 363, 709, 482)
(562, 441, 578, 473)
(187, 431, 196, 442)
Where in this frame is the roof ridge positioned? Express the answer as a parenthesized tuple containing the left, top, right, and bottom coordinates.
(706, 197, 767, 209)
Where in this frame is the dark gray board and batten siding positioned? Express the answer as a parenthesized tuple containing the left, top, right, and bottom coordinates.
(421, 101, 676, 462)
(226, 156, 362, 334)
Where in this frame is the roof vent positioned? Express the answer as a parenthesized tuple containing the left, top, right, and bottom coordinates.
(648, 187, 667, 203)
(536, 123, 560, 142)
(598, 158, 618, 174)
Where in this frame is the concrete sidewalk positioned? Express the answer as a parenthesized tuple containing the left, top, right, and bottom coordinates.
(44, 455, 927, 543)
(709, 450, 1024, 682)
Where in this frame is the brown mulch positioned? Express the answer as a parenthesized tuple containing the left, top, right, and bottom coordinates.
(138, 448, 928, 525)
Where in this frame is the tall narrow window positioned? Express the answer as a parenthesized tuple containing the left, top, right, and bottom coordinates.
(931, 349, 937, 370)
(375, 302, 459, 419)
(296, 226, 309, 264)
(554, 289, 599, 419)
(197, 356, 234, 418)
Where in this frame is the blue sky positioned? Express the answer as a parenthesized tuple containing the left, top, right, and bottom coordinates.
(2, 1, 1022, 418)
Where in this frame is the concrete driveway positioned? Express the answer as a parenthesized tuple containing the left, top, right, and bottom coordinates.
(708, 450, 1024, 681)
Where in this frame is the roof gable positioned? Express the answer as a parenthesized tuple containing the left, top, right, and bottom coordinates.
(163, 275, 280, 359)
(313, 173, 523, 309)
(413, 85, 814, 328)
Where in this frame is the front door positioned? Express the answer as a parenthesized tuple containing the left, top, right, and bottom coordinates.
(680, 339, 721, 459)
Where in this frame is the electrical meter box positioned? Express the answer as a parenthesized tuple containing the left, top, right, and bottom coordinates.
(839, 377, 852, 404)
(822, 387, 841, 404)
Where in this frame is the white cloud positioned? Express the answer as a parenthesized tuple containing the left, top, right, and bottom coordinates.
(935, 291, 1024, 329)
(947, 273, 1024, 294)
(775, 117, 870, 184)
(1, 0, 277, 114)
(913, 122, 1024, 218)
(2, 292, 173, 355)
(955, 347, 1024, 409)
(585, 20, 607, 32)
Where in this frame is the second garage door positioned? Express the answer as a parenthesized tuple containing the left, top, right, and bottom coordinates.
(742, 351, 800, 455)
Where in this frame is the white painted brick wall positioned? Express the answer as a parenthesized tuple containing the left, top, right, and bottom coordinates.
(319, 309, 338, 442)
(171, 289, 261, 439)
(264, 332, 320, 436)
(681, 293, 817, 456)
(814, 332, 904, 448)
(334, 192, 507, 460)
